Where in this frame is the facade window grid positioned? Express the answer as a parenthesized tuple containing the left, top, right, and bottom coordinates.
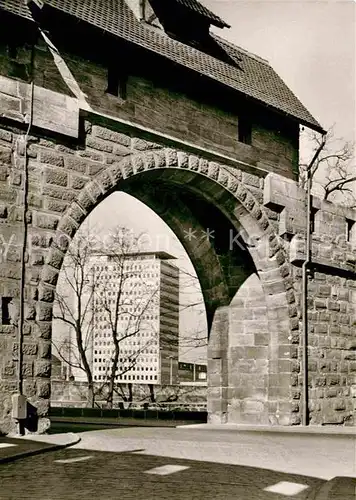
(90, 253, 178, 385)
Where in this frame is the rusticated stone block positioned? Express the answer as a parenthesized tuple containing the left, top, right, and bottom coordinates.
(37, 303, 52, 322)
(23, 381, 37, 397)
(0, 325, 15, 335)
(92, 126, 130, 146)
(42, 266, 59, 286)
(0, 146, 12, 164)
(344, 352, 356, 361)
(112, 144, 131, 158)
(314, 298, 327, 309)
(154, 149, 166, 168)
(177, 151, 189, 168)
(35, 360, 51, 378)
(318, 284, 331, 297)
(45, 168, 68, 187)
(37, 381, 51, 398)
(322, 411, 346, 425)
(2, 361, 16, 377)
(71, 174, 88, 190)
(327, 300, 340, 311)
(38, 285, 54, 303)
(34, 213, 59, 230)
(66, 203, 86, 225)
(39, 150, 64, 167)
(22, 321, 31, 335)
(0, 128, 12, 142)
(254, 333, 269, 345)
(35, 398, 50, 417)
(57, 216, 77, 238)
(25, 304, 36, 320)
(12, 343, 38, 356)
(65, 157, 87, 173)
(165, 148, 178, 167)
(22, 361, 33, 377)
(35, 322, 52, 340)
(97, 172, 113, 191)
(86, 180, 104, 202)
(86, 136, 113, 153)
(39, 341, 51, 359)
(47, 248, 65, 270)
(144, 152, 155, 169)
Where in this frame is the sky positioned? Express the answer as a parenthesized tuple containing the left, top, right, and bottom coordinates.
(59, 0, 355, 364)
(204, 0, 355, 144)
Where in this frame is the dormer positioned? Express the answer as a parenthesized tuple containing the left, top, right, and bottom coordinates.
(124, 0, 235, 64)
(148, 0, 230, 43)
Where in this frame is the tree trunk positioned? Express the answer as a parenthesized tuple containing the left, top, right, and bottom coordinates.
(149, 384, 155, 403)
(128, 383, 133, 402)
(76, 323, 95, 408)
(87, 380, 95, 408)
(107, 349, 120, 409)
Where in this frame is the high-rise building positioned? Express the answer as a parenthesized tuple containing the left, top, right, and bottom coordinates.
(90, 251, 179, 385)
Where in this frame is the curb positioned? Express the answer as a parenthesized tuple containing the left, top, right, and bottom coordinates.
(50, 418, 199, 428)
(176, 424, 356, 436)
(0, 433, 81, 465)
(308, 477, 356, 500)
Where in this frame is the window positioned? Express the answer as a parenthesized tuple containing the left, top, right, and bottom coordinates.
(347, 219, 354, 243)
(238, 116, 252, 145)
(310, 207, 318, 234)
(1, 298, 12, 325)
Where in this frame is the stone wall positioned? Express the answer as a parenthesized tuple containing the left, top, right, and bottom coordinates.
(0, 50, 354, 433)
(0, 74, 295, 432)
(51, 379, 207, 407)
(227, 274, 270, 424)
(264, 174, 356, 425)
(0, 39, 299, 178)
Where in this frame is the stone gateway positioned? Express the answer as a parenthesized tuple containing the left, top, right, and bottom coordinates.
(0, 0, 354, 433)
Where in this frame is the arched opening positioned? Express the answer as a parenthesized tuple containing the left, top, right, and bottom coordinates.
(51, 190, 211, 408)
(40, 141, 297, 427)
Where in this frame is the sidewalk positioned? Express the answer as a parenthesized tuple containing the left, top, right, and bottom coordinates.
(0, 432, 80, 464)
(177, 422, 356, 435)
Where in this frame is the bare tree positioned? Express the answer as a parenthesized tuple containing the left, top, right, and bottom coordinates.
(53, 226, 161, 409)
(93, 227, 160, 408)
(299, 127, 356, 206)
(178, 267, 207, 353)
(53, 230, 98, 407)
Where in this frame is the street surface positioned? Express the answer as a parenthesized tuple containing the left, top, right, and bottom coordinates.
(72, 426, 356, 480)
(0, 426, 355, 499)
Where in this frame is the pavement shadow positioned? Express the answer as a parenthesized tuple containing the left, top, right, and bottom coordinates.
(0, 446, 355, 499)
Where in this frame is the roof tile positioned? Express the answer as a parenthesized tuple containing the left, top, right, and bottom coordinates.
(0, 0, 322, 131)
(173, 0, 230, 28)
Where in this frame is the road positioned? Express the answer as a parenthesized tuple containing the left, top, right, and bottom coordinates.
(0, 446, 326, 499)
(0, 426, 355, 499)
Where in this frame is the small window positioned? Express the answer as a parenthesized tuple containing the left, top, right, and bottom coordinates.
(346, 219, 354, 243)
(238, 116, 252, 145)
(310, 207, 318, 233)
(106, 66, 127, 99)
(1, 297, 12, 325)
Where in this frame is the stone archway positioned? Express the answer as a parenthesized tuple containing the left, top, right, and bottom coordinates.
(37, 140, 298, 427)
(0, 120, 299, 433)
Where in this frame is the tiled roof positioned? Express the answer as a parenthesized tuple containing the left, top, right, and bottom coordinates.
(0, 0, 323, 132)
(172, 0, 230, 28)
